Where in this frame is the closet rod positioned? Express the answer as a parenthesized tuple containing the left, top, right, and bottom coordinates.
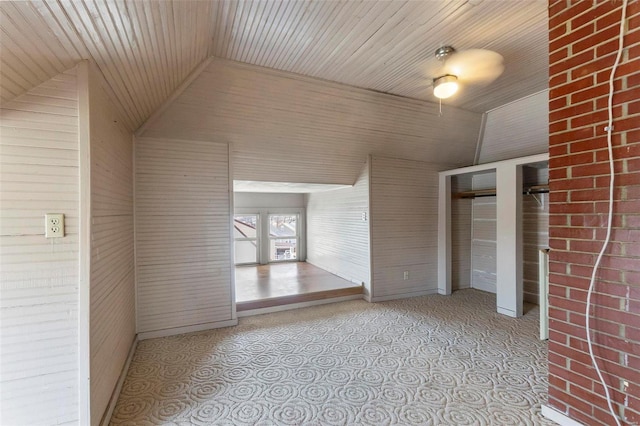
(453, 184, 549, 199)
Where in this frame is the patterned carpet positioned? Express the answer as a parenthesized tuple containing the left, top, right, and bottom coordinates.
(111, 290, 554, 425)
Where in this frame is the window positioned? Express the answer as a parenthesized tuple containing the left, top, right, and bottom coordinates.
(234, 214, 259, 264)
(268, 214, 298, 261)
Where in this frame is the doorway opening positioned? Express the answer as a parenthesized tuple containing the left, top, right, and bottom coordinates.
(232, 186, 364, 312)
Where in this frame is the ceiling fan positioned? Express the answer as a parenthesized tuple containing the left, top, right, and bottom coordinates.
(429, 45, 505, 99)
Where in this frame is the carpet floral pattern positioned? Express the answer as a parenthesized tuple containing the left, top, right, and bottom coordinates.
(111, 290, 554, 425)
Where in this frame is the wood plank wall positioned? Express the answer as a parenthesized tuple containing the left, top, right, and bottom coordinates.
(87, 64, 135, 425)
(305, 161, 370, 296)
(135, 137, 234, 336)
(369, 157, 443, 301)
(0, 67, 80, 425)
(478, 90, 549, 164)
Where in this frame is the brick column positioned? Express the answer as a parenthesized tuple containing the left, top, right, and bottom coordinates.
(548, 1, 640, 424)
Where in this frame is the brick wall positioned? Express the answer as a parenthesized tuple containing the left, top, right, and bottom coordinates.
(548, 1, 640, 425)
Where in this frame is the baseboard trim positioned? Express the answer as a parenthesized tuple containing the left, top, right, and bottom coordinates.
(541, 405, 584, 426)
(371, 289, 438, 302)
(138, 319, 239, 340)
(237, 294, 363, 317)
(100, 335, 138, 426)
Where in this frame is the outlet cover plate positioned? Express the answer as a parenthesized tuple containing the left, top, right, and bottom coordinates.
(45, 213, 64, 238)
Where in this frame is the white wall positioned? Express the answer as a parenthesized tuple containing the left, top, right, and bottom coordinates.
(477, 90, 549, 164)
(87, 64, 135, 425)
(471, 173, 497, 294)
(135, 137, 236, 337)
(305, 161, 370, 296)
(369, 157, 443, 301)
(234, 192, 304, 209)
(0, 68, 80, 425)
(139, 58, 482, 185)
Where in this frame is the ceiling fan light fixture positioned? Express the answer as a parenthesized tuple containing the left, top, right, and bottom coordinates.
(433, 75, 459, 99)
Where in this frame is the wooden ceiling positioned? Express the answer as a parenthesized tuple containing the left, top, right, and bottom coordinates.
(0, 1, 548, 131)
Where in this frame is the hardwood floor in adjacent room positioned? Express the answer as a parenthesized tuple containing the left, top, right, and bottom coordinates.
(235, 262, 363, 311)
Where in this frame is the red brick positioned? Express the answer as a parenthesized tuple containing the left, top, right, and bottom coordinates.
(569, 214, 607, 227)
(550, 306, 569, 321)
(568, 408, 602, 426)
(572, 83, 611, 104)
(570, 264, 621, 282)
(571, 161, 616, 177)
(550, 214, 569, 226)
(570, 188, 611, 202)
(550, 94, 568, 112)
(552, 177, 595, 191)
(556, 389, 597, 417)
(550, 144, 568, 157)
(550, 1, 593, 31)
(549, 100, 595, 123)
(574, 24, 625, 54)
(595, 199, 640, 214)
(552, 22, 594, 52)
(598, 172, 640, 187)
(551, 201, 595, 214)
(550, 76, 595, 100)
(553, 227, 595, 240)
(552, 49, 595, 77)
(596, 8, 623, 31)
(569, 313, 621, 336)
(628, 71, 640, 88)
(550, 127, 595, 145)
(594, 306, 640, 330)
(548, 272, 590, 290)
(593, 82, 630, 109)
(570, 52, 615, 81)
(570, 136, 607, 153)
(550, 294, 586, 314)
(550, 47, 570, 67)
(549, 283, 567, 297)
(571, 108, 615, 128)
(549, 374, 568, 391)
(569, 239, 608, 254)
(550, 167, 568, 179)
(550, 120, 568, 133)
(596, 333, 640, 355)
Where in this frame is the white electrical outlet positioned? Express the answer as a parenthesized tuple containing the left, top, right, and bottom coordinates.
(45, 213, 64, 238)
(403, 271, 409, 280)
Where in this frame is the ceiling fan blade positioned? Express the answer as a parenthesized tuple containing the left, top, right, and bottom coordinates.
(443, 49, 504, 85)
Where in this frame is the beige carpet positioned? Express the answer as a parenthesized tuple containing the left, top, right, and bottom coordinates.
(111, 290, 554, 425)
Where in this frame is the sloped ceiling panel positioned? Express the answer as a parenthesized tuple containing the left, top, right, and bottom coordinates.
(479, 90, 549, 164)
(0, 0, 213, 130)
(1, 0, 547, 132)
(140, 59, 482, 184)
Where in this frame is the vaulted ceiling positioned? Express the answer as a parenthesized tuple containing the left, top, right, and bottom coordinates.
(1, 0, 548, 131)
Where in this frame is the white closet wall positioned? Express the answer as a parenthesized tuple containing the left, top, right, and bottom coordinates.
(135, 138, 235, 337)
(305, 161, 370, 296)
(370, 157, 442, 301)
(471, 173, 498, 293)
(88, 64, 135, 426)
